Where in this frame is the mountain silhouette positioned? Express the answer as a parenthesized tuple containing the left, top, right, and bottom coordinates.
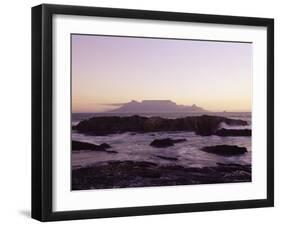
(108, 100, 207, 113)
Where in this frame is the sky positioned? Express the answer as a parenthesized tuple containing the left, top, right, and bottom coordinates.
(72, 34, 252, 113)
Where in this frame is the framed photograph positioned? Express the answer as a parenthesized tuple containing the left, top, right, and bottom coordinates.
(32, 4, 274, 221)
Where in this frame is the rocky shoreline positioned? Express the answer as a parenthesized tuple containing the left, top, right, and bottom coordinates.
(73, 115, 248, 136)
(72, 160, 251, 190)
(72, 114, 251, 190)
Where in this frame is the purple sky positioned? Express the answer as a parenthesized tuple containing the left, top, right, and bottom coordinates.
(72, 34, 252, 113)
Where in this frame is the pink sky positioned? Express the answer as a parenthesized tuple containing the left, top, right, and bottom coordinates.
(72, 34, 252, 113)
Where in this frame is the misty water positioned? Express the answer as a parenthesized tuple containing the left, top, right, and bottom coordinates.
(72, 112, 251, 169)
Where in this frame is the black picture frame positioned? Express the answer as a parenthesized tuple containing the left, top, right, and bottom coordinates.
(32, 3, 274, 222)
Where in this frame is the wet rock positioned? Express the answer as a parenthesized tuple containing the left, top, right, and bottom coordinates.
(201, 145, 247, 156)
(72, 160, 251, 190)
(150, 138, 175, 147)
(215, 128, 251, 137)
(150, 138, 186, 147)
(72, 140, 111, 151)
(73, 115, 248, 136)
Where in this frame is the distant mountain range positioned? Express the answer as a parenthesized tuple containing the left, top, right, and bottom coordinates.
(108, 100, 208, 113)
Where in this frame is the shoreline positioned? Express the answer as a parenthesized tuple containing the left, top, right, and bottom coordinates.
(73, 114, 249, 136)
(72, 160, 251, 190)
(71, 114, 252, 191)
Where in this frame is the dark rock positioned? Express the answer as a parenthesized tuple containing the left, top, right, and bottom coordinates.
(155, 155, 178, 161)
(215, 128, 251, 137)
(216, 163, 252, 173)
(150, 138, 186, 147)
(150, 138, 174, 147)
(72, 160, 251, 190)
(201, 145, 247, 156)
(73, 115, 248, 136)
(191, 115, 247, 136)
(72, 140, 111, 151)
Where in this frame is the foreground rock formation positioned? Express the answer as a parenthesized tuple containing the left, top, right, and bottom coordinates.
(73, 115, 248, 136)
(72, 160, 251, 190)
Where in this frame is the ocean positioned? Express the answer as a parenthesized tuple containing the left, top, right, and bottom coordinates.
(71, 112, 251, 169)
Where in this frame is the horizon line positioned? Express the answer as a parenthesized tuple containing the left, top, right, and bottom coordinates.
(72, 110, 252, 114)
(72, 100, 251, 113)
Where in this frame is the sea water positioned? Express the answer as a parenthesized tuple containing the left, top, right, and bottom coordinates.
(71, 112, 251, 169)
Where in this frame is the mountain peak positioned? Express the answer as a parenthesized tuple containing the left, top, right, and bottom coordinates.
(141, 100, 174, 103)
(108, 100, 207, 113)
